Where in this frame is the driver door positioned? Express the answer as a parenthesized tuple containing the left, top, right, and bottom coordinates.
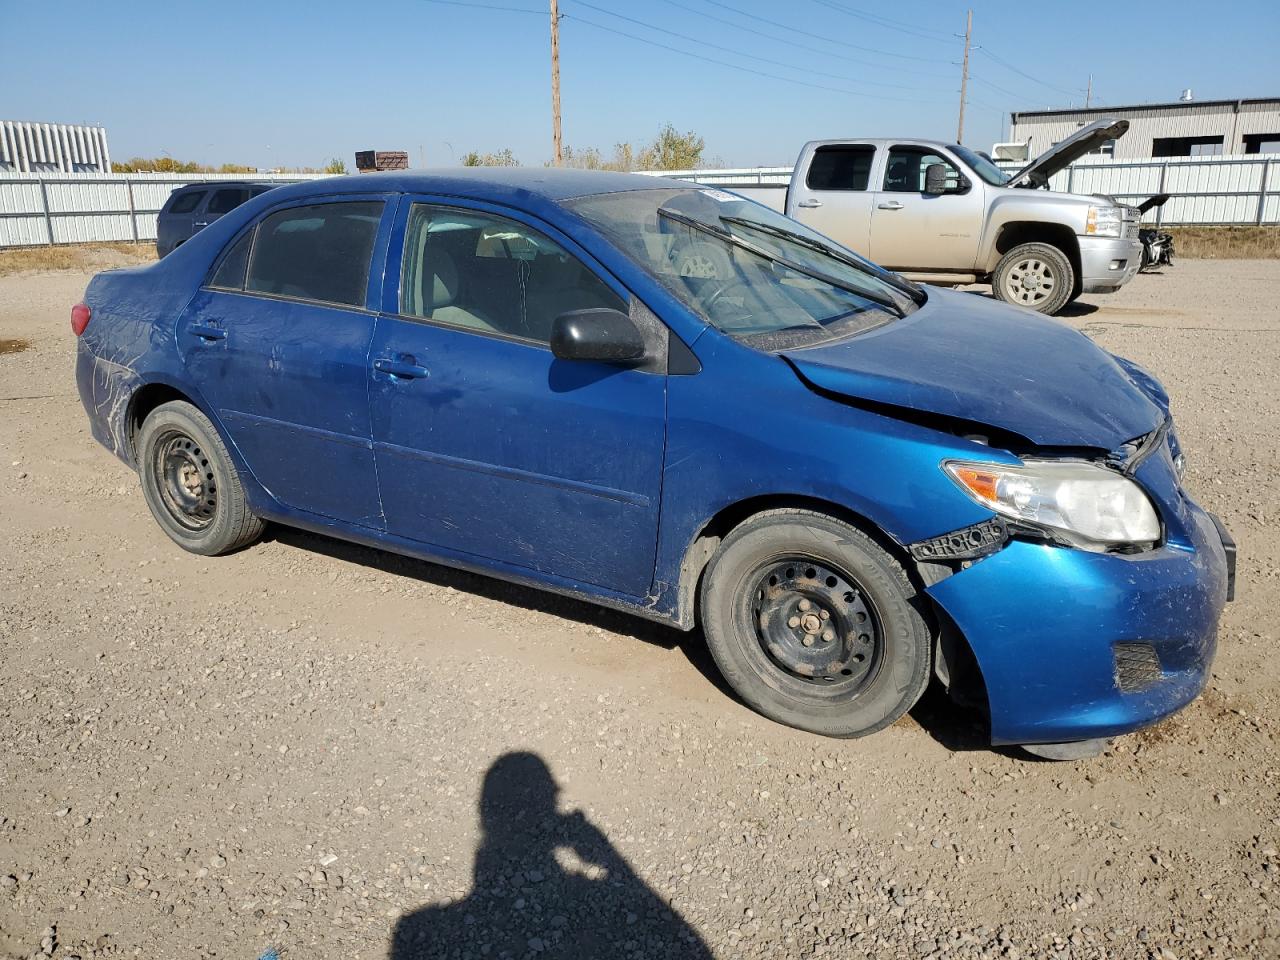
(367, 199, 668, 597)
(868, 144, 985, 271)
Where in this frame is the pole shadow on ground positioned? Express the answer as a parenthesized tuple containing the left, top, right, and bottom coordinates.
(390, 752, 714, 960)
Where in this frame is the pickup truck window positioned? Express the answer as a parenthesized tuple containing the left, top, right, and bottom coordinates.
(883, 147, 962, 193)
(950, 144, 1011, 186)
(566, 188, 917, 346)
(806, 145, 875, 192)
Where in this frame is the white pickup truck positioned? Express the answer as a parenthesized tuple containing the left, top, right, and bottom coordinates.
(732, 119, 1142, 315)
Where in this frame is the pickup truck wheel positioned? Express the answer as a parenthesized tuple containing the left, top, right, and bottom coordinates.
(992, 242, 1074, 315)
(700, 510, 931, 738)
(138, 401, 265, 556)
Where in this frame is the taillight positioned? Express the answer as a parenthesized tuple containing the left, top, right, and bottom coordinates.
(71, 303, 91, 336)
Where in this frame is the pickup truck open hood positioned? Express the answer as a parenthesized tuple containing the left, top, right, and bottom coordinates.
(1005, 118, 1129, 189)
(781, 288, 1163, 449)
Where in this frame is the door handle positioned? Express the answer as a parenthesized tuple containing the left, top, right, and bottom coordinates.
(374, 358, 430, 379)
(877, 201, 904, 210)
(193, 221, 209, 228)
(795, 199, 823, 208)
(188, 323, 226, 341)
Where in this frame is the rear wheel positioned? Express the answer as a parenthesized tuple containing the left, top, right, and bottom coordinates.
(992, 242, 1074, 315)
(138, 401, 264, 555)
(700, 510, 931, 738)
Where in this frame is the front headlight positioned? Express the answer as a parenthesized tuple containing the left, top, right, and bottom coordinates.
(1085, 205, 1124, 238)
(944, 459, 1160, 551)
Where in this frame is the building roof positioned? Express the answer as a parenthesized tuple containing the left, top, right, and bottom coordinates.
(1011, 97, 1280, 122)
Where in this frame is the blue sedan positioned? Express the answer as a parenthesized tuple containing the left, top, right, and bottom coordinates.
(73, 169, 1234, 755)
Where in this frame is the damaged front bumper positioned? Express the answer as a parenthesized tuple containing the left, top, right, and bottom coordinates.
(915, 446, 1232, 747)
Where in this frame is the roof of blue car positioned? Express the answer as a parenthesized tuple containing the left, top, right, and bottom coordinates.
(272, 167, 690, 203)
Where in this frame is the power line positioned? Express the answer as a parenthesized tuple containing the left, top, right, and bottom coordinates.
(696, 0, 951, 64)
(806, 0, 956, 42)
(975, 47, 1084, 99)
(567, 0, 946, 92)
(971, 74, 1039, 105)
(420, 0, 544, 14)
(564, 13, 944, 104)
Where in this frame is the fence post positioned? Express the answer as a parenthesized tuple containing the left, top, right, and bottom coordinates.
(37, 177, 55, 246)
(1155, 162, 1168, 228)
(1258, 159, 1272, 226)
(125, 178, 139, 243)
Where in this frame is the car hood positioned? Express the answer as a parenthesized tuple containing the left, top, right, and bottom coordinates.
(781, 288, 1164, 449)
(1005, 118, 1129, 188)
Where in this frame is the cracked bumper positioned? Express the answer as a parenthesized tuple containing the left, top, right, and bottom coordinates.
(76, 339, 140, 468)
(925, 497, 1230, 747)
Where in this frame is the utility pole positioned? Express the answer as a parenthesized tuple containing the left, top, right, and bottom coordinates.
(956, 8, 972, 144)
(550, 0, 563, 166)
(1085, 74, 1093, 108)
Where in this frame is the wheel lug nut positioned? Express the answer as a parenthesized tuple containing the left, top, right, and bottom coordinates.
(787, 616, 801, 628)
(819, 609, 830, 621)
(802, 635, 815, 647)
(798, 599, 811, 611)
(821, 629, 834, 642)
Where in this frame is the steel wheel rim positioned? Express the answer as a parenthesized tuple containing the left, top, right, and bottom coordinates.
(746, 556, 883, 698)
(1006, 257, 1055, 305)
(152, 429, 217, 530)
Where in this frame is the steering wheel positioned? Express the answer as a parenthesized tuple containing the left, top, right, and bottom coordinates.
(704, 277, 752, 311)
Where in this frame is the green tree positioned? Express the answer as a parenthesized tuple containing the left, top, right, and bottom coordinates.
(461, 148, 519, 167)
(324, 157, 348, 174)
(638, 123, 705, 171)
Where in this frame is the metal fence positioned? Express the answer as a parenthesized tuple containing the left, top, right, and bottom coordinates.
(0, 172, 327, 248)
(647, 153, 1280, 227)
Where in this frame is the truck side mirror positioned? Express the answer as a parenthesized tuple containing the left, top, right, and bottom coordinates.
(923, 163, 951, 195)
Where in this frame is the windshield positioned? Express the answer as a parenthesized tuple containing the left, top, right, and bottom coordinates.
(563, 187, 920, 346)
(950, 144, 1010, 186)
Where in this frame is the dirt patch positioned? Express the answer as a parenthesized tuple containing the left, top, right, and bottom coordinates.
(0, 337, 30, 355)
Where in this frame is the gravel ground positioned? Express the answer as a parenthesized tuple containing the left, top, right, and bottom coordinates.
(1, 256, 1277, 960)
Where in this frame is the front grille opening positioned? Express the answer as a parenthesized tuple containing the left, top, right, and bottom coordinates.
(1114, 642, 1162, 692)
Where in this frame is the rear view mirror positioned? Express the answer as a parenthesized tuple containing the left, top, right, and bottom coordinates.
(923, 163, 950, 195)
(550, 308, 646, 364)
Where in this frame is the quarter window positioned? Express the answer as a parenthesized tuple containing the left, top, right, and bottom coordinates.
(806, 145, 875, 191)
(883, 146, 962, 192)
(167, 190, 205, 215)
(399, 204, 625, 343)
(209, 230, 253, 290)
(245, 201, 384, 308)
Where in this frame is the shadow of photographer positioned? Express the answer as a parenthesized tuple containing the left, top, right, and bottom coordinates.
(390, 751, 713, 959)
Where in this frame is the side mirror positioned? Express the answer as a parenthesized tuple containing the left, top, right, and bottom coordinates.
(923, 163, 951, 195)
(550, 308, 646, 364)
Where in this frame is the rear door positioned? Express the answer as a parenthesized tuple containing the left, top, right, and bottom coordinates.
(367, 198, 668, 596)
(195, 187, 251, 236)
(787, 143, 877, 256)
(179, 197, 393, 528)
(868, 144, 985, 270)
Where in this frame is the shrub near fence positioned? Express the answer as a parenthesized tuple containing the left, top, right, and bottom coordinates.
(0, 172, 327, 248)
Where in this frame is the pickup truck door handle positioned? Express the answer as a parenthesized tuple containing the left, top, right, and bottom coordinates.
(187, 323, 226, 342)
(374, 357, 430, 380)
(795, 199, 823, 208)
(877, 201, 905, 210)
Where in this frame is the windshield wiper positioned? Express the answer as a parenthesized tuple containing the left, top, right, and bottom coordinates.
(718, 215, 926, 305)
(657, 208, 906, 319)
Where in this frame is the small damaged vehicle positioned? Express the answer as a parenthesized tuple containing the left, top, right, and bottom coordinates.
(74, 169, 1235, 756)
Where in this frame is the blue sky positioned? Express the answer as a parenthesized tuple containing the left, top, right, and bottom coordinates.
(3, 0, 1277, 169)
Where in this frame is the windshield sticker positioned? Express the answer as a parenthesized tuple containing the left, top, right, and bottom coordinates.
(700, 189, 740, 203)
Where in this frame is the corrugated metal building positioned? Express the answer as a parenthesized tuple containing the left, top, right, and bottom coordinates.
(0, 121, 112, 173)
(1008, 97, 1280, 160)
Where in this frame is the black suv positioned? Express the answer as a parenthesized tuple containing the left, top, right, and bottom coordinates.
(156, 182, 277, 257)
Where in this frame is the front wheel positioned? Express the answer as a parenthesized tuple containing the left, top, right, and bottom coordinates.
(138, 401, 265, 556)
(991, 242, 1074, 315)
(700, 510, 932, 738)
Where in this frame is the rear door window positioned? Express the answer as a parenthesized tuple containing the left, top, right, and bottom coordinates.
(806, 145, 875, 191)
(245, 201, 384, 308)
(167, 190, 205, 215)
(207, 188, 251, 215)
(209, 230, 254, 290)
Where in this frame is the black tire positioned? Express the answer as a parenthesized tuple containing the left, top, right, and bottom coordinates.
(991, 242, 1074, 315)
(700, 510, 932, 738)
(137, 400, 265, 556)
